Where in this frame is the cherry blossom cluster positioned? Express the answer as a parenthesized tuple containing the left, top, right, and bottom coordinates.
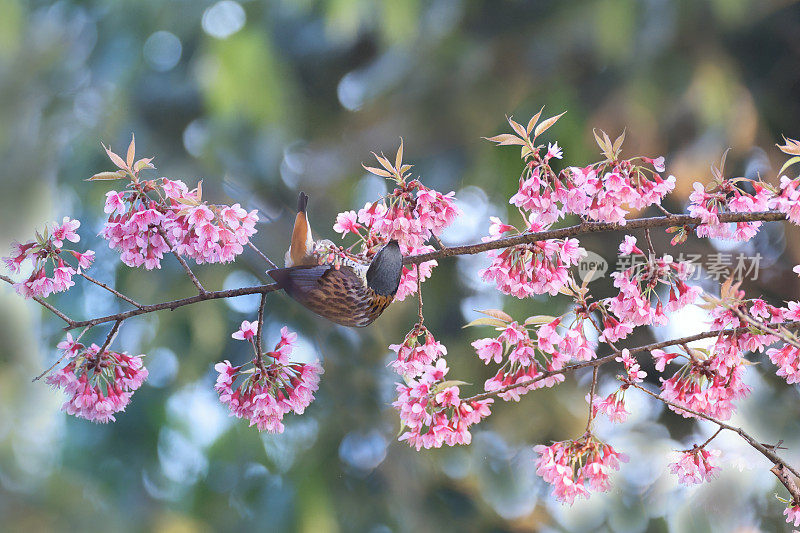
(588, 349, 646, 423)
(534, 434, 628, 504)
(714, 295, 800, 386)
(215, 325, 322, 433)
(96, 137, 258, 269)
(393, 359, 493, 450)
(388, 323, 447, 378)
(487, 114, 674, 227)
(679, 140, 800, 243)
(479, 217, 585, 298)
(653, 344, 750, 421)
(2, 217, 94, 298)
(45, 333, 148, 423)
(469, 310, 598, 401)
(668, 446, 722, 485)
(332, 141, 459, 300)
(599, 237, 700, 341)
(688, 180, 771, 241)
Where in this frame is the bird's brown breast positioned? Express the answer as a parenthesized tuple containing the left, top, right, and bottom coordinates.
(268, 264, 395, 327)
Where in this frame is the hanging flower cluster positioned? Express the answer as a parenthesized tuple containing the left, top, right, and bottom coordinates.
(393, 359, 493, 450)
(534, 434, 628, 504)
(214, 326, 323, 434)
(468, 310, 596, 401)
(2, 217, 94, 298)
(388, 323, 448, 378)
(45, 333, 148, 423)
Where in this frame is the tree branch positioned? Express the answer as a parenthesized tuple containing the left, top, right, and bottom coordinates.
(463, 320, 800, 403)
(630, 381, 800, 481)
(404, 211, 788, 265)
(80, 272, 144, 309)
(248, 242, 279, 270)
(65, 283, 280, 330)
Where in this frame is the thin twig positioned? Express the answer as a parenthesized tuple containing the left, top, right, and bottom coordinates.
(682, 427, 724, 452)
(629, 381, 800, 480)
(248, 242, 279, 270)
(586, 366, 598, 432)
(0, 274, 74, 325)
(416, 266, 424, 325)
(66, 283, 281, 330)
(80, 272, 143, 308)
(254, 292, 268, 372)
(97, 319, 123, 356)
(404, 211, 788, 265)
(644, 228, 655, 256)
(32, 324, 93, 382)
(157, 227, 206, 294)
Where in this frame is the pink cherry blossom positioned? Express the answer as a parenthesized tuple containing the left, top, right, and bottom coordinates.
(232, 320, 259, 341)
(333, 210, 361, 236)
(616, 349, 646, 383)
(784, 502, 800, 527)
(668, 447, 721, 485)
(534, 435, 628, 504)
(215, 328, 323, 433)
(390, 324, 447, 377)
(393, 359, 493, 450)
(546, 142, 563, 160)
(51, 217, 81, 248)
(590, 391, 629, 423)
(3, 219, 93, 298)
(45, 338, 148, 423)
(618, 235, 643, 256)
(104, 191, 126, 215)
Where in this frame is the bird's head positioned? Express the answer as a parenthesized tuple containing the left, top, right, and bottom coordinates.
(366, 240, 403, 296)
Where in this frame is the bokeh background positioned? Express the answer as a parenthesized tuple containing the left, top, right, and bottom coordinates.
(2, 0, 800, 531)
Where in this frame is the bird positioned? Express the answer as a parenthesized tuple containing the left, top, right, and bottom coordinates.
(268, 192, 404, 327)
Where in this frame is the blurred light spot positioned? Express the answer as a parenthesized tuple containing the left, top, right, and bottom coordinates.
(143, 31, 182, 72)
(460, 293, 503, 323)
(473, 433, 538, 519)
(336, 49, 411, 111)
(222, 270, 262, 314)
(337, 71, 366, 111)
(339, 430, 387, 473)
(142, 466, 182, 502)
(183, 119, 209, 158)
(119, 316, 158, 355)
(279, 141, 308, 189)
(441, 186, 490, 245)
(166, 381, 232, 447)
(355, 174, 388, 208)
(158, 427, 208, 484)
(441, 448, 471, 479)
(73, 88, 103, 126)
(651, 304, 714, 350)
(146, 347, 179, 388)
(202, 1, 246, 39)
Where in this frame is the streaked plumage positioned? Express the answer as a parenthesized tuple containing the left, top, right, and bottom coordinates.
(269, 193, 403, 327)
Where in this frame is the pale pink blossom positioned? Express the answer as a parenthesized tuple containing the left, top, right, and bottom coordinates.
(232, 320, 259, 341)
(668, 447, 721, 485)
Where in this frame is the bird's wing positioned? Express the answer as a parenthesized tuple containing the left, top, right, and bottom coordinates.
(268, 265, 386, 327)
